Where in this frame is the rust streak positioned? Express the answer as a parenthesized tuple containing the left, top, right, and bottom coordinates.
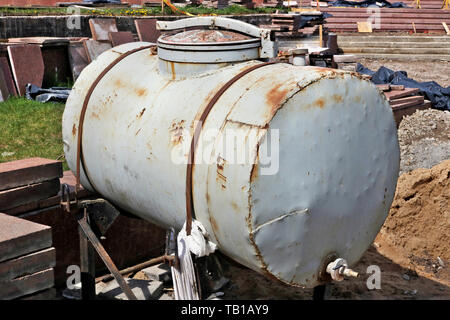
(137, 108, 146, 118)
(332, 94, 343, 103)
(72, 124, 77, 136)
(135, 88, 147, 97)
(266, 83, 290, 112)
(315, 98, 325, 109)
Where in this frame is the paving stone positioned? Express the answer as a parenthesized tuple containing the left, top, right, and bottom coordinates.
(0, 268, 54, 300)
(0, 157, 62, 191)
(108, 31, 135, 47)
(68, 41, 89, 81)
(135, 19, 160, 43)
(0, 213, 52, 263)
(0, 56, 17, 97)
(83, 39, 112, 63)
(98, 278, 163, 300)
(142, 263, 171, 283)
(0, 247, 55, 281)
(7, 44, 44, 96)
(0, 178, 61, 211)
(89, 18, 118, 41)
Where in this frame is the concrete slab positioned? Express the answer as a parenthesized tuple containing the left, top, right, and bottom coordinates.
(0, 213, 52, 263)
(83, 39, 112, 63)
(108, 31, 135, 47)
(98, 278, 163, 300)
(7, 44, 44, 96)
(142, 263, 171, 283)
(0, 247, 55, 281)
(89, 18, 118, 42)
(68, 41, 89, 81)
(0, 268, 54, 300)
(0, 67, 9, 102)
(135, 19, 160, 43)
(0, 157, 63, 192)
(0, 178, 61, 211)
(0, 56, 17, 97)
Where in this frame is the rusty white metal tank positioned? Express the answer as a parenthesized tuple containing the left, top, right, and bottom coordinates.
(62, 17, 400, 287)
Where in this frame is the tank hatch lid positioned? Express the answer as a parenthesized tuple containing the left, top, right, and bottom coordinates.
(156, 17, 277, 63)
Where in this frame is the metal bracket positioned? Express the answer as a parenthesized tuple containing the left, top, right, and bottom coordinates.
(65, 197, 138, 300)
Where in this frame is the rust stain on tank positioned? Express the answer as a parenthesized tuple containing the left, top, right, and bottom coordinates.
(332, 94, 343, 103)
(314, 98, 326, 109)
(135, 88, 147, 97)
(169, 61, 176, 80)
(72, 124, 77, 136)
(137, 108, 146, 118)
(210, 216, 219, 233)
(266, 83, 289, 111)
(169, 120, 185, 145)
(91, 111, 100, 119)
(114, 78, 125, 88)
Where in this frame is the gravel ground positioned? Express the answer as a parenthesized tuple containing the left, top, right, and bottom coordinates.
(398, 109, 450, 175)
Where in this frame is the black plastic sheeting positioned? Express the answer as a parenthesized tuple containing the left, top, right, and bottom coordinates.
(298, 12, 332, 29)
(356, 63, 450, 111)
(25, 84, 71, 104)
(328, 0, 408, 8)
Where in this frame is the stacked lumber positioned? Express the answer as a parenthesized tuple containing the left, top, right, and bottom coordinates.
(320, 7, 450, 34)
(377, 85, 432, 126)
(0, 213, 55, 300)
(263, 12, 325, 34)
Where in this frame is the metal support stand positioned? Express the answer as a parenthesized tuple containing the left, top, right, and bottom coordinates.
(313, 284, 326, 300)
(61, 187, 138, 300)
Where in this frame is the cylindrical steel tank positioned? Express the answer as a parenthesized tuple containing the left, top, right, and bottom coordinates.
(62, 17, 400, 287)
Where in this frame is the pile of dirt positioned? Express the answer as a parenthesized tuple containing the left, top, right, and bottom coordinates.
(375, 160, 450, 284)
(397, 109, 450, 175)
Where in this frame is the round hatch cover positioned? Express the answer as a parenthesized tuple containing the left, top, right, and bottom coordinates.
(157, 29, 261, 63)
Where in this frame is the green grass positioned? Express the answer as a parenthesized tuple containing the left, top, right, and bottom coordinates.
(0, 97, 68, 170)
(0, 5, 280, 16)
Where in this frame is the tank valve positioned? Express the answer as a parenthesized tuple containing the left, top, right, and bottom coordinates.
(326, 258, 359, 281)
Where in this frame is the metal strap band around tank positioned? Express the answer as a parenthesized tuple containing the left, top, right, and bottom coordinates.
(76, 45, 156, 196)
(185, 61, 278, 236)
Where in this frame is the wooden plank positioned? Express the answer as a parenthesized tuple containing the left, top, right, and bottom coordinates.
(390, 95, 424, 106)
(443, 22, 450, 35)
(0, 268, 54, 300)
(391, 99, 424, 110)
(0, 157, 62, 191)
(0, 247, 55, 281)
(0, 213, 52, 263)
(390, 84, 405, 91)
(376, 84, 391, 91)
(357, 21, 372, 33)
(392, 100, 432, 127)
(384, 88, 420, 101)
(0, 178, 60, 211)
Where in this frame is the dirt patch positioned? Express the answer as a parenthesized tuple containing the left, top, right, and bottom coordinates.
(375, 160, 450, 285)
(398, 109, 450, 175)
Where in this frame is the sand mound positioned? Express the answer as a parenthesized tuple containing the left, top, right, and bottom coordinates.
(376, 159, 450, 279)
